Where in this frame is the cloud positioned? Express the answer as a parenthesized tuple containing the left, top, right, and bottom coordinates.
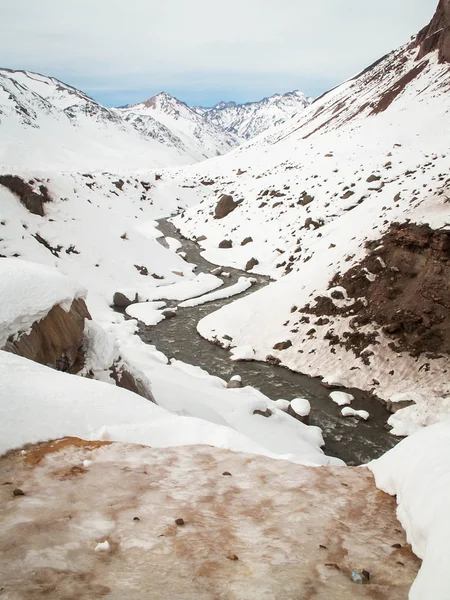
(0, 0, 438, 105)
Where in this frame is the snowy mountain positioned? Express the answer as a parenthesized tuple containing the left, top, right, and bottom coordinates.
(118, 92, 240, 161)
(195, 91, 312, 139)
(0, 70, 238, 170)
(162, 1, 450, 433)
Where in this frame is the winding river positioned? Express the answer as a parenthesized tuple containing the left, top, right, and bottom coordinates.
(137, 219, 399, 465)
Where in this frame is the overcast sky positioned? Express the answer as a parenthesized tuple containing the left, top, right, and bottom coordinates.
(0, 0, 437, 107)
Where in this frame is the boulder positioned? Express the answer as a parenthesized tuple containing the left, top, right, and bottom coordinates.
(245, 257, 259, 271)
(214, 194, 238, 219)
(2, 298, 91, 373)
(273, 340, 292, 351)
(218, 239, 233, 249)
(111, 361, 156, 403)
(241, 237, 253, 246)
(113, 291, 138, 308)
(226, 375, 242, 389)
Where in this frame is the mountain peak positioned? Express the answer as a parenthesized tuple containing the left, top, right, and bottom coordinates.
(415, 0, 450, 62)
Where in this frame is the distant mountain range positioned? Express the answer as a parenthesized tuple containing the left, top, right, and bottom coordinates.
(0, 69, 312, 171)
(194, 91, 312, 139)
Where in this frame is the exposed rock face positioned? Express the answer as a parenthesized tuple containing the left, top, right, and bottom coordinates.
(416, 0, 450, 63)
(111, 362, 156, 403)
(0, 440, 420, 600)
(0, 175, 52, 216)
(305, 223, 450, 360)
(214, 194, 238, 219)
(2, 298, 91, 373)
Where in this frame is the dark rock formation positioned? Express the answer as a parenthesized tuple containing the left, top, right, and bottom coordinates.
(304, 222, 450, 359)
(214, 194, 238, 219)
(218, 239, 233, 249)
(241, 237, 253, 246)
(2, 298, 91, 373)
(0, 175, 52, 216)
(415, 0, 450, 63)
(273, 340, 293, 351)
(245, 257, 259, 271)
(226, 377, 243, 389)
(113, 292, 138, 308)
(111, 362, 156, 403)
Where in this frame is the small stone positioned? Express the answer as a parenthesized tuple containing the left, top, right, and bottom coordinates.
(12, 488, 25, 496)
(391, 543, 402, 548)
(175, 518, 185, 526)
(95, 541, 111, 553)
(222, 471, 232, 476)
(226, 554, 239, 561)
(319, 544, 327, 549)
(133, 517, 141, 522)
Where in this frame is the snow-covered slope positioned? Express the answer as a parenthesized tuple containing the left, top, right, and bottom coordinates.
(118, 92, 240, 161)
(195, 90, 312, 139)
(0, 70, 236, 170)
(160, 2, 450, 432)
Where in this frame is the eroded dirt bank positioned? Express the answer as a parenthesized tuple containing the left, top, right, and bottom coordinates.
(0, 438, 421, 600)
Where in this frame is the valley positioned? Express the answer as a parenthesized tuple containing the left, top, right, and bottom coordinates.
(1, 1, 449, 598)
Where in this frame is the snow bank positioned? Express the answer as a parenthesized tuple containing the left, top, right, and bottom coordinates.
(0, 350, 342, 467)
(369, 422, 450, 600)
(178, 277, 254, 308)
(125, 301, 166, 326)
(0, 258, 85, 346)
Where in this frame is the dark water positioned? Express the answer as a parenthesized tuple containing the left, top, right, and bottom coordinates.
(137, 219, 398, 465)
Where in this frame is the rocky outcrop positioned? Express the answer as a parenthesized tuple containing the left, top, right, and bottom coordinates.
(305, 223, 450, 360)
(0, 175, 52, 216)
(214, 194, 238, 219)
(2, 298, 91, 373)
(415, 0, 450, 63)
(218, 239, 233, 248)
(111, 362, 156, 403)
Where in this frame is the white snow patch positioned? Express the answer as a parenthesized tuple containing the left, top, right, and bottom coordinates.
(330, 391, 354, 406)
(369, 422, 450, 600)
(341, 407, 369, 421)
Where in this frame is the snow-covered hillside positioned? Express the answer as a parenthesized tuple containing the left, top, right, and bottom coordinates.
(0, 70, 238, 170)
(161, 5, 450, 434)
(195, 91, 312, 139)
(118, 92, 240, 161)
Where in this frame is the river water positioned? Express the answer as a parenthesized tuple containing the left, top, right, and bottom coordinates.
(137, 219, 399, 465)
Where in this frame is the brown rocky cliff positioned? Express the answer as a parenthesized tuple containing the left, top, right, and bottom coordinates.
(416, 0, 450, 62)
(2, 298, 91, 373)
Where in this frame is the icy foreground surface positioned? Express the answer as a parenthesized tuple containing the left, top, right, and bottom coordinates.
(370, 421, 450, 600)
(0, 439, 420, 600)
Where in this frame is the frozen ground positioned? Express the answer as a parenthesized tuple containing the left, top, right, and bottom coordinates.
(0, 438, 420, 600)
